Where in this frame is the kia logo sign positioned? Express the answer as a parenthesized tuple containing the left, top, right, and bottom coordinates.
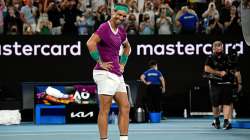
(70, 112, 94, 118)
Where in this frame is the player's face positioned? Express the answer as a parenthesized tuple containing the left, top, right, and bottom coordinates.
(114, 11, 127, 25)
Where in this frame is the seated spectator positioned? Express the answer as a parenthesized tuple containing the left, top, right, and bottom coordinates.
(175, 6, 199, 34)
(36, 13, 52, 35)
(39, 20, 52, 35)
(23, 23, 33, 35)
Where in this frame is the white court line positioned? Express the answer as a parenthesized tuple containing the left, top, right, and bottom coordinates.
(0, 131, 250, 137)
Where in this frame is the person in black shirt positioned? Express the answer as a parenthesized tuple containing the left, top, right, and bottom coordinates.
(204, 40, 239, 130)
(227, 48, 242, 123)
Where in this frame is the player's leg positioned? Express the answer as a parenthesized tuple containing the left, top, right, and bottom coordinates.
(114, 92, 130, 140)
(98, 94, 113, 139)
(113, 76, 130, 140)
(93, 71, 117, 139)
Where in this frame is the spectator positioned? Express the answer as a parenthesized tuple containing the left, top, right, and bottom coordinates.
(94, 5, 109, 30)
(85, 8, 95, 35)
(206, 14, 224, 35)
(175, 5, 199, 34)
(125, 13, 138, 35)
(0, 0, 6, 34)
(0, 0, 245, 35)
(139, 13, 154, 35)
(129, 0, 139, 13)
(138, 0, 145, 12)
(39, 20, 52, 34)
(156, 4, 173, 35)
(61, 0, 82, 35)
(202, 2, 219, 20)
(45, 0, 63, 35)
(75, 13, 88, 35)
(202, 2, 219, 33)
(220, 0, 232, 25)
(12, 0, 22, 10)
(20, 0, 38, 34)
(77, 0, 87, 12)
(128, 0, 140, 27)
(91, 0, 106, 11)
(153, 0, 162, 11)
(4, 5, 22, 35)
(243, 0, 250, 8)
(36, 13, 52, 34)
(224, 5, 241, 34)
(23, 23, 34, 35)
(143, 0, 155, 26)
(33, 0, 42, 17)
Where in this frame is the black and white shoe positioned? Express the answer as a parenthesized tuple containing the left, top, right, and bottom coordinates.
(212, 120, 221, 129)
(223, 121, 232, 130)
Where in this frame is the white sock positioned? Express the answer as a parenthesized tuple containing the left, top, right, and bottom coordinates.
(120, 135, 128, 140)
(100, 138, 108, 140)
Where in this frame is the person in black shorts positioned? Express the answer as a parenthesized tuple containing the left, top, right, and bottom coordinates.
(140, 60, 166, 113)
(204, 40, 239, 130)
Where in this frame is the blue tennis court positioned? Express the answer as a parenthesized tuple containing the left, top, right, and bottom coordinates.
(1, 118, 250, 140)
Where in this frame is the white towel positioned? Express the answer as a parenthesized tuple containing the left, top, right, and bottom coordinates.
(0, 110, 21, 125)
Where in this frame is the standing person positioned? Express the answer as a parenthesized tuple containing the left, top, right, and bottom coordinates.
(140, 60, 166, 113)
(86, 3, 131, 140)
(0, 0, 6, 34)
(227, 48, 242, 123)
(20, 0, 38, 34)
(204, 41, 236, 130)
(175, 5, 199, 34)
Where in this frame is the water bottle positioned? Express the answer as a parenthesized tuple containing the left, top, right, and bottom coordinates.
(135, 107, 145, 123)
(233, 109, 237, 118)
(184, 108, 187, 119)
